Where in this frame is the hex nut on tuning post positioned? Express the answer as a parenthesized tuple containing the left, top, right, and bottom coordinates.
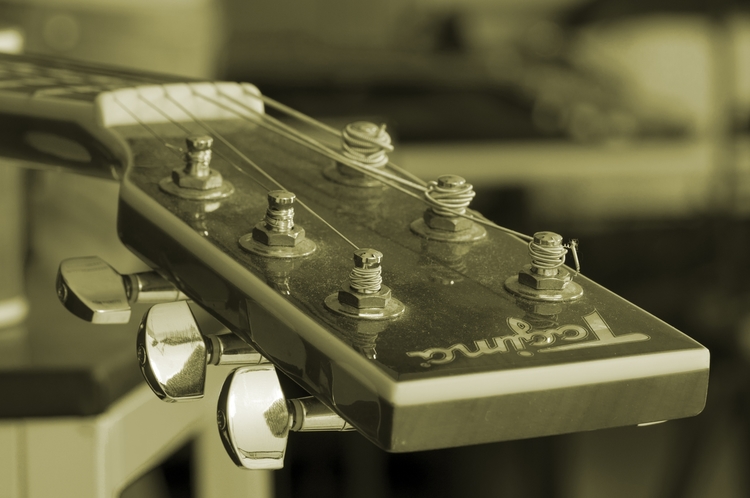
(159, 135, 234, 200)
(239, 190, 316, 258)
(137, 301, 267, 403)
(517, 265, 572, 290)
(422, 209, 474, 233)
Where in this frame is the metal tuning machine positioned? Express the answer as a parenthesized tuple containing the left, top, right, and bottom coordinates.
(56, 256, 188, 324)
(137, 301, 267, 402)
(217, 364, 353, 470)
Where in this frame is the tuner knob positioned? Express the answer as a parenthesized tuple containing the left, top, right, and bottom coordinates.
(217, 364, 353, 470)
(57, 256, 188, 324)
(137, 301, 267, 402)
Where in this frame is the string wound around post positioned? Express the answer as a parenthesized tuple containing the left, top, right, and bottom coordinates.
(325, 249, 405, 320)
(504, 231, 583, 302)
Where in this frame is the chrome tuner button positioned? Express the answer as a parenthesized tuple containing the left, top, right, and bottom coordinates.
(57, 256, 188, 324)
(217, 364, 353, 470)
(137, 301, 266, 402)
(57, 256, 131, 324)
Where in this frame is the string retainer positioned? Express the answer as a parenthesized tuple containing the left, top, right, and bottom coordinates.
(325, 249, 404, 320)
(239, 190, 316, 258)
(504, 231, 583, 302)
(160, 135, 234, 200)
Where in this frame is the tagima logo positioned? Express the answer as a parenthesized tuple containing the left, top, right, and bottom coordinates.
(406, 310, 649, 368)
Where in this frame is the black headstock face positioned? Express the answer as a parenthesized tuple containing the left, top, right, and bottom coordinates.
(114, 98, 707, 452)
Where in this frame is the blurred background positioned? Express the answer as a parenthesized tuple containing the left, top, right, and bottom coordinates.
(2, 0, 750, 496)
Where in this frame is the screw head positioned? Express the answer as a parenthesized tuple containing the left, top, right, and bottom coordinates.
(437, 175, 466, 189)
(353, 249, 382, 268)
(267, 190, 296, 209)
(533, 231, 563, 247)
(186, 135, 213, 152)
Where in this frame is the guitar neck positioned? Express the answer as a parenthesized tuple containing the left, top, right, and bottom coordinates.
(0, 52, 192, 178)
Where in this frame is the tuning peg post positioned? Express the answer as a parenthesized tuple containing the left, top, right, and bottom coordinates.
(56, 256, 188, 324)
(137, 301, 266, 403)
(217, 364, 353, 470)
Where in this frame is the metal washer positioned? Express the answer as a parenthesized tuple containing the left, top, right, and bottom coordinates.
(504, 275, 583, 302)
(238, 234, 317, 258)
(159, 177, 234, 200)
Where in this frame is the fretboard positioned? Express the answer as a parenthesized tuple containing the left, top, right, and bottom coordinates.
(0, 52, 190, 102)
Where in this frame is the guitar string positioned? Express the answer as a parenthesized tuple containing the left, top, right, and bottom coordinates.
(216, 89, 581, 272)
(249, 90, 429, 188)
(197, 89, 536, 242)
(199, 92, 456, 200)
(211, 90, 426, 191)
(206, 90, 527, 235)
(115, 89, 360, 250)
(134, 92, 272, 192)
(226, 92, 537, 240)
(114, 86, 577, 272)
(10, 58, 575, 270)
(111, 94, 184, 158)
(187, 91, 467, 225)
(158, 89, 361, 251)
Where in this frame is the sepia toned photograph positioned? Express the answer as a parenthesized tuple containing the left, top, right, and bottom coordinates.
(0, 0, 742, 496)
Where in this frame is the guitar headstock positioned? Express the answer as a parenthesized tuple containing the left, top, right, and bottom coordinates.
(0, 53, 708, 467)
(99, 81, 708, 454)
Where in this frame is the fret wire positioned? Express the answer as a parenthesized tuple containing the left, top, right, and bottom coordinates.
(0, 53, 164, 85)
(163, 89, 360, 251)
